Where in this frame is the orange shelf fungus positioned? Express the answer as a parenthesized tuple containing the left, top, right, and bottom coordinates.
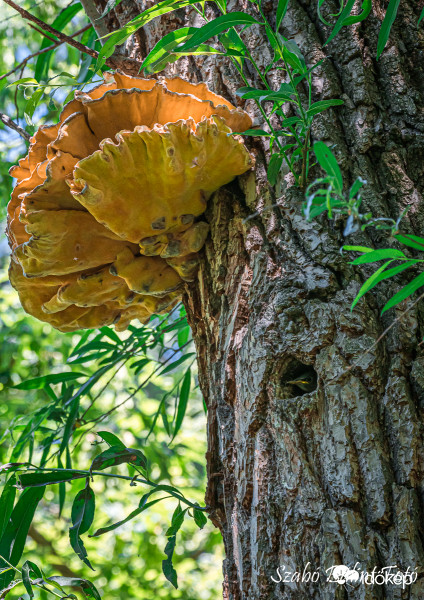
(6, 72, 254, 331)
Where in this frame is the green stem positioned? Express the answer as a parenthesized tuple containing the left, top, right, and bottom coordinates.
(22, 468, 208, 511)
(0, 555, 63, 598)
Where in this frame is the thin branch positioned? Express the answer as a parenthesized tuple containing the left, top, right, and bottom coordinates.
(28, 22, 58, 42)
(2, 0, 141, 73)
(0, 112, 31, 141)
(0, 24, 92, 82)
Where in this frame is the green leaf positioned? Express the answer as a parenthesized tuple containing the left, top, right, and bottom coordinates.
(90, 496, 167, 537)
(324, 0, 356, 45)
(342, 245, 374, 253)
(97, 1, 203, 69)
(47, 577, 101, 600)
(162, 535, 178, 588)
(267, 153, 283, 186)
(21, 560, 42, 599)
(13, 372, 87, 390)
(381, 270, 424, 314)
(351, 260, 420, 310)
(172, 368, 190, 441)
(159, 352, 195, 375)
(59, 395, 79, 458)
(140, 28, 199, 73)
(166, 505, 188, 537)
(313, 141, 343, 193)
(350, 248, 406, 264)
(90, 445, 147, 474)
(280, 38, 307, 73)
(176, 12, 260, 52)
(18, 470, 87, 489)
(343, 0, 372, 25)
(0, 487, 45, 590)
(377, 0, 401, 59)
(306, 98, 344, 118)
(276, 0, 290, 30)
(69, 480, 96, 570)
(419, 6, 424, 27)
(193, 506, 208, 529)
(34, 3, 83, 81)
(97, 431, 126, 449)
(0, 476, 16, 539)
(394, 234, 424, 251)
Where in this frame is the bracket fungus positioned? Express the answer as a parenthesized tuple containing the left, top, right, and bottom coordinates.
(6, 72, 254, 331)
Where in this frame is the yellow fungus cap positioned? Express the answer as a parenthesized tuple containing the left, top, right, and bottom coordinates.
(7, 72, 254, 331)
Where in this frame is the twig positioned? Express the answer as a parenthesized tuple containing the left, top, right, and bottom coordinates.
(0, 112, 31, 141)
(0, 24, 92, 82)
(2, 0, 141, 73)
(28, 22, 58, 42)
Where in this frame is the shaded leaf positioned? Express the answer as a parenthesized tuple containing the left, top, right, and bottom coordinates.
(382, 271, 424, 314)
(90, 446, 147, 474)
(377, 0, 401, 59)
(47, 576, 101, 600)
(13, 372, 86, 390)
(313, 141, 343, 193)
(69, 480, 96, 570)
(18, 470, 87, 489)
(267, 153, 283, 186)
(0, 487, 45, 590)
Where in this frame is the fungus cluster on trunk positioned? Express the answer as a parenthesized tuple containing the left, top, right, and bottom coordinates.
(7, 72, 253, 331)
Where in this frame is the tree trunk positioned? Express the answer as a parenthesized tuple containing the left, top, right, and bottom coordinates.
(96, 1, 424, 597)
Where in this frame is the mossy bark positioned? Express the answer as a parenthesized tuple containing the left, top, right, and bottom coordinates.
(96, 1, 424, 597)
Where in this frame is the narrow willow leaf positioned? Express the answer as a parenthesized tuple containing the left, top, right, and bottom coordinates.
(97, 431, 126, 449)
(21, 560, 42, 599)
(306, 98, 343, 118)
(0, 475, 16, 540)
(343, 0, 372, 25)
(419, 7, 424, 27)
(377, 0, 401, 59)
(351, 260, 394, 310)
(162, 535, 178, 588)
(18, 470, 87, 489)
(193, 506, 208, 529)
(47, 576, 101, 600)
(351, 260, 420, 310)
(69, 480, 96, 570)
(267, 153, 283, 186)
(141, 27, 196, 74)
(90, 445, 147, 473)
(342, 245, 374, 253)
(13, 372, 86, 390)
(176, 12, 260, 52)
(0, 487, 45, 590)
(350, 248, 406, 264)
(276, 0, 290, 30)
(394, 234, 424, 251)
(313, 141, 343, 193)
(172, 369, 191, 441)
(90, 497, 167, 537)
(34, 3, 82, 81)
(159, 352, 195, 375)
(381, 271, 424, 314)
(325, 0, 356, 45)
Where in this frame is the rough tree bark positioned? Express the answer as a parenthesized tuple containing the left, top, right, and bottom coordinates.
(93, 1, 424, 598)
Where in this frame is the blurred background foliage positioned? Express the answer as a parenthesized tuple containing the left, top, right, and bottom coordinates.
(0, 1, 223, 598)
